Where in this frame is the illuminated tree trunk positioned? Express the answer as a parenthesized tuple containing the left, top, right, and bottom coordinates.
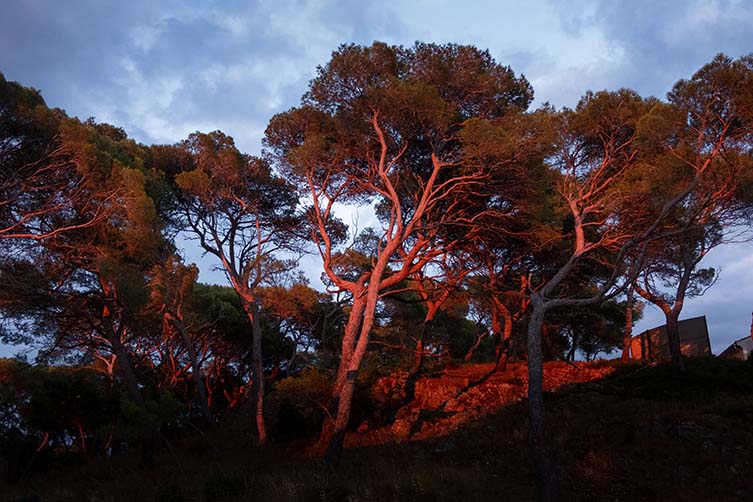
(323, 258, 389, 465)
(494, 298, 514, 372)
(312, 293, 366, 455)
(413, 333, 425, 373)
(464, 331, 484, 362)
(323, 368, 359, 465)
(240, 297, 267, 444)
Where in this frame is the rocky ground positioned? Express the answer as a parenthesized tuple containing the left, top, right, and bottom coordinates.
(349, 361, 615, 446)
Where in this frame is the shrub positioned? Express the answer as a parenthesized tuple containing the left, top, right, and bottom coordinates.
(268, 369, 331, 440)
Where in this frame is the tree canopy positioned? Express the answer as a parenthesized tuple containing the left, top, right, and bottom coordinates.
(1, 47, 752, 500)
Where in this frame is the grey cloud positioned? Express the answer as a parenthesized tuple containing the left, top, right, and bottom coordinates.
(0, 0, 408, 152)
(582, 0, 753, 98)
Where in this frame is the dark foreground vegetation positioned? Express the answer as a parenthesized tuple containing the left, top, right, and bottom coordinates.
(2, 357, 752, 501)
(2, 39, 753, 500)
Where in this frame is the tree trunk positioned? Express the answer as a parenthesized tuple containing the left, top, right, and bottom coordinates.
(566, 334, 577, 362)
(413, 335, 424, 373)
(109, 330, 157, 468)
(248, 299, 267, 444)
(400, 320, 431, 411)
(526, 296, 560, 501)
(312, 294, 366, 455)
(323, 325, 375, 464)
(632, 281, 686, 371)
(665, 310, 685, 372)
(494, 301, 514, 372)
(110, 339, 144, 407)
(464, 332, 484, 362)
(323, 369, 359, 466)
(168, 314, 214, 426)
(323, 270, 385, 465)
(621, 287, 634, 361)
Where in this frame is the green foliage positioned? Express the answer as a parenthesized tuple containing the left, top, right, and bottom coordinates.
(0, 360, 117, 436)
(269, 369, 331, 439)
(548, 296, 641, 360)
(120, 390, 186, 439)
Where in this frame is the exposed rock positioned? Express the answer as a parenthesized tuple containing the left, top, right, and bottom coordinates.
(412, 376, 468, 409)
(390, 419, 411, 441)
(352, 361, 616, 446)
(371, 369, 410, 411)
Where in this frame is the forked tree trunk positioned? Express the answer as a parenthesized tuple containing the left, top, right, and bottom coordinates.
(633, 278, 688, 373)
(324, 283, 382, 465)
(312, 294, 366, 455)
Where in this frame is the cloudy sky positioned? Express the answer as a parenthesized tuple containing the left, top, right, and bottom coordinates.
(2, 0, 752, 355)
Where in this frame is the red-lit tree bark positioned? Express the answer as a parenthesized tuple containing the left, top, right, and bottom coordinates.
(523, 89, 683, 500)
(472, 256, 532, 372)
(524, 53, 753, 498)
(0, 114, 169, 466)
(150, 254, 214, 425)
(265, 42, 533, 465)
(0, 76, 120, 243)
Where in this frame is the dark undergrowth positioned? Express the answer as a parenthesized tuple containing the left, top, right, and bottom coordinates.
(3, 357, 753, 501)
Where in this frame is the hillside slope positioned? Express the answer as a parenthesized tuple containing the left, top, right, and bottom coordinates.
(4, 358, 753, 501)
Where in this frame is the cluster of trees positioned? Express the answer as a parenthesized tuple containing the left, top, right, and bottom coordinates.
(2, 44, 752, 498)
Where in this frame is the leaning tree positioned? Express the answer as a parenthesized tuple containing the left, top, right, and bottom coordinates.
(521, 89, 669, 500)
(629, 54, 753, 370)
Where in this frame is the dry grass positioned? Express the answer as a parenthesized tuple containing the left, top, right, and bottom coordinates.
(4, 358, 753, 501)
